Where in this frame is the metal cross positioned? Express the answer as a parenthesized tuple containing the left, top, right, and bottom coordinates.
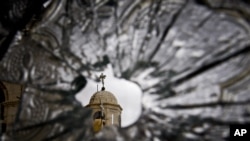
(99, 73, 106, 88)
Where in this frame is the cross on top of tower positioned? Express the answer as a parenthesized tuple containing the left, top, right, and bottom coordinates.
(99, 73, 106, 90)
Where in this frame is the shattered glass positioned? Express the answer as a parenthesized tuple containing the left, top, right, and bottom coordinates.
(0, 0, 250, 140)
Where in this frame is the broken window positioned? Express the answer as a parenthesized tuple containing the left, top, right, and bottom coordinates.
(0, 0, 250, 140)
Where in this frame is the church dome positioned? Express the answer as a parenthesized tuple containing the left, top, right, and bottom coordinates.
(89, 90, 118, 105)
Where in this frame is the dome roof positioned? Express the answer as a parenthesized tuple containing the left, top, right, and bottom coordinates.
(88, 90, 118, 105)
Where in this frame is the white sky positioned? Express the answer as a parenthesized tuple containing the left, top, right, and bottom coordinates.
(76, 64, 142, 127)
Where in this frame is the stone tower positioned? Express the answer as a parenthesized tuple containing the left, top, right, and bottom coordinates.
(86, 73, 122, 133)
(0, 81, 23, 133)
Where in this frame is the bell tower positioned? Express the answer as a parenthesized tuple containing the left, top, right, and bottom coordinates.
(86, 73, 122, 132)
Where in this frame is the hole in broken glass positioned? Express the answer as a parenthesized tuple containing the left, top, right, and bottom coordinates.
(76, 64, 142, 128)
